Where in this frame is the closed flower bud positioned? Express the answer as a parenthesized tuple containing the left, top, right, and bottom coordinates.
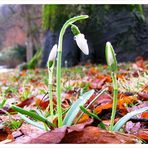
(47, 44, 57, 68)
(105, 42, 117, 72)
(74, 34, 89, 55)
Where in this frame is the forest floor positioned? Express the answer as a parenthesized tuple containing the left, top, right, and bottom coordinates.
(0, 58, 148, 144)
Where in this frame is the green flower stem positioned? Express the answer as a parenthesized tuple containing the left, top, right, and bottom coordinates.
(47, 63, 54, 122)
(56, 50, 62, 127)
(109, 72, 118, 131)
(56, 15, 88, 127)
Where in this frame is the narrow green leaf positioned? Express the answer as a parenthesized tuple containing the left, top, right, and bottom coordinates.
(113, 107, 148, 131)
(75, 88, 107, 124)
(11, 105, 56, 128)
(80, 105, 106, 129)
(63, 89, 94, 126)
(18, 113, 48, 131)
(0, 99, 6, 108)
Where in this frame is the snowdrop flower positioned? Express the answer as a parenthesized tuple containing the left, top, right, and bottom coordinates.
(47, 44, 57, 68)
(105, 42, 117, 72)
(74, 33, 89, 55)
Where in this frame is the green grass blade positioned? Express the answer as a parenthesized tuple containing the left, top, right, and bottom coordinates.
(80, 105, 106, 129)
(18, 113, 48, 131)
(0, 99, 6, 108)
(63, 89, 94, 126)
(113, 106, 148, 131)
(11, 105, 56, 128)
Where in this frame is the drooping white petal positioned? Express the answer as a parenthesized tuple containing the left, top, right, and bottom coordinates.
(106, 42, 114, 66)
(74, 34, 89, 55)
(48, 44, 57, 62)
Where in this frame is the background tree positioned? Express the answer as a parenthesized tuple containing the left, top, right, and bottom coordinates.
(0, 5, 42, 65)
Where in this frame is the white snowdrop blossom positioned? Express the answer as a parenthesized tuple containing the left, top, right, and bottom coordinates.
(105, 41, 117, 72)
(48, 44, 57, 62)
(74, 33, 89, 55)
(106, 42, 114, 66)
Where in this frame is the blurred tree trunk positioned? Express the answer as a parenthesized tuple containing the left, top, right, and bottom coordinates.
(26, 36, 33, 62)
(18, 5, 42, 62)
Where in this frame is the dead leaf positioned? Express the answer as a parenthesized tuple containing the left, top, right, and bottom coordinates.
(61, 126, 140, 144)
(137, 129, 148, 141)
(94, 103, 112, 114)
(0, 126, 13, 142)
(7, 97, 35, 113)
(138, 92, 148, 101)
(24, 119, 93, 144)
(89, 78, 106, 89)
(135, 56, 144, 69)
(28, 126, 67, 144)
(141, 111, 148, 118)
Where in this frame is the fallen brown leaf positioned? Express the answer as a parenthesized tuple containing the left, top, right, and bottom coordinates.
(61, 126, 139, 144)
(137, 129, 148, 141)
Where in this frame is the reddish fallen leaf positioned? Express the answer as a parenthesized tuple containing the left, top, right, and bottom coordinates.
(29, 126, 67, 144)
(89, 78, 106, 89)
(135, 56, 144, 69)
(19, 70, 27, 77)
(73, 112, 90, 124)
(35, 95, 51, 110)
(118, 96, 138, 115)
(138, 92, 148, 101)
(7, 97, 35, 113)
(61, 126, 139, 144)
(117, 74, 126, 79)
(8, 124, 46, 144)
(96, 93, 112, 105)
(89, 67, 97, 75)
(94, 103, 112, 114)
(141, 111, 148, 118)
(17, 97, 34, 108)
(2, 79, 7, 85)
(107, 85, 113, 92)
(94, 95, 138, 115)
(24, 119, 93, 144)
(0, 126, 13, 142)
(86, 92, 112, 109)
(137, 129, 148, 141)
(97, 78, 107, 89)
(35, 94, 72, 110)
(105, 75, 112, 83)
(0, 128, 9, 142)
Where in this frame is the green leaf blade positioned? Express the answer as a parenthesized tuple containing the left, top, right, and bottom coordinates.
(80, 105, 106, 129)
(11, 105, 56, 128)
(113, 106, 148, 131)
(63, 89, 94, 126)
(19, 113, 48, 131)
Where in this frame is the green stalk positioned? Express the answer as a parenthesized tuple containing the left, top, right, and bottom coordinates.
(109, 72, 118, 131)
(56, 50, 62, 127)
(47, 63, 54, 122)
(56, 15, 88, 127)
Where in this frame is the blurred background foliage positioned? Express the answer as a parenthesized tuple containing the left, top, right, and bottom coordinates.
(42, 4, 145, 32)
(0, 4, 147, 68)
